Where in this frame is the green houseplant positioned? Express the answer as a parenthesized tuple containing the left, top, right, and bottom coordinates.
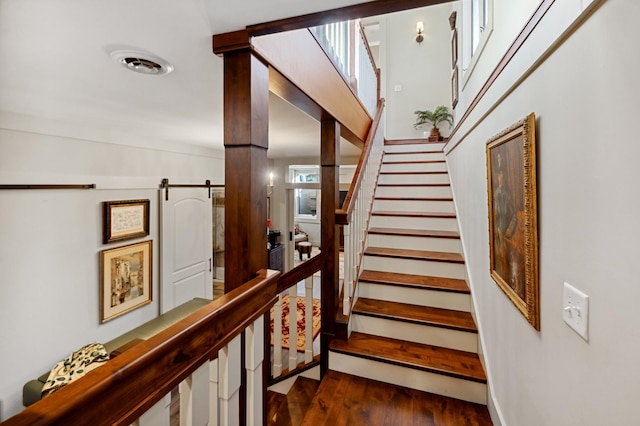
(414, 105, 453, 140)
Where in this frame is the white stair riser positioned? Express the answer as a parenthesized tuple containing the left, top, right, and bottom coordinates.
(362, 255, 465, 279)
(351, 315, 477, 352)
(384, 152, 444, 162)
(381, 162, 447, 173)
(366, 233, 461, 253)
(375, 185, 452, 198)
(373, 199, 455, 213)
(384, 143, 445, 153)
(329, 352, 487, 405)
(370, 215, 458, 231)
(358, 282, 471, 311)
(378, 173, 450, 185)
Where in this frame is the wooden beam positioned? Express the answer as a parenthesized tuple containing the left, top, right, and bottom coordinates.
(247, 0, 456, 37)
(252, 29, 371, 142)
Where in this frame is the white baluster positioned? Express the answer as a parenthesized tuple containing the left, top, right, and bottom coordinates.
(273, 294, 283, 377)
(288, 286, 298, 371)
(209, 358, 219, 425)
(179, 361, 210, 426)
(219, 335, 241, 426)
(135, 393, 170, 426)
(304, 276, 314, 363)
(246, 316, 264, 426)
(343, 224, 352, 315)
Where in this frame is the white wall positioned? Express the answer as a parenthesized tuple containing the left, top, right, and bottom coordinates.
(447, 1, 640, 425)
(0, 127, 223, 419)
(381, 4, 454, 140)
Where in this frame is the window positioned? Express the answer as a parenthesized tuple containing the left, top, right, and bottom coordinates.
(462, 0, 493, 83)
(289, 165, 320, 221)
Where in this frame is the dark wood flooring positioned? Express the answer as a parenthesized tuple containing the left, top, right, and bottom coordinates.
(301, 370, 492, 426)
(268, 376, 321, 425)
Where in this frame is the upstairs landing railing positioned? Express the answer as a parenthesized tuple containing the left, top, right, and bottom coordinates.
(336, 99, 385, 319)
(2, 270, 279, 426)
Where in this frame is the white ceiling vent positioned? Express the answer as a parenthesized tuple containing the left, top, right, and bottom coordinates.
(110, 50, 174, 75)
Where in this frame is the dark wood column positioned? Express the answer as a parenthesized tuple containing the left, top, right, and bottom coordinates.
(217, 36, 270, 292)
(320, 118, 340, 376)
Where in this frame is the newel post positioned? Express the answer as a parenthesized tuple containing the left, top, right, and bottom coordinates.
(213, 30, 270, 292)
(320, 118, 340, 376)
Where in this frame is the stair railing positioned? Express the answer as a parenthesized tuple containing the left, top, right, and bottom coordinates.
(336, 99, 385, 317)
(269, 254, 323, 382)
(2, 270, 279, 426)
(311, 20, 379, 116)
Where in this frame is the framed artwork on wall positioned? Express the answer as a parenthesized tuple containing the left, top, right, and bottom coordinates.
(486, 113, 539, 330)
(451, 66, 459, 109)
(103, 199, 150, 244)
(451, 28, 458, 69)
(100, 240, 152, 322)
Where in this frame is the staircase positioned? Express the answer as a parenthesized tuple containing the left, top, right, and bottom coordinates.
(328, 140, 487, 404)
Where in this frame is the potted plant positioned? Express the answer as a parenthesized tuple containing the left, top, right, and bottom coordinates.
(414, 105, 453, 141)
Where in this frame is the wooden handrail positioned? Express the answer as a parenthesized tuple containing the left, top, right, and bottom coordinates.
(336, 98, 385, 225)
(276, 253, 323, 293)
(3, 269, 279, 426)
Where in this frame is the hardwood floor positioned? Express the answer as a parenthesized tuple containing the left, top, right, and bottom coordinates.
(268, 376, 321, 426)
(301, 370, 492, 426)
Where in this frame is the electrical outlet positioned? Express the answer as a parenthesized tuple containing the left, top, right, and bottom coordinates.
(563, 282, 589, 341)
(394, 84, 402, 92)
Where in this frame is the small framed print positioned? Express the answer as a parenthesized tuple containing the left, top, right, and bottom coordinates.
(100, 241, 152, 322)
(103, 199, 150, 244)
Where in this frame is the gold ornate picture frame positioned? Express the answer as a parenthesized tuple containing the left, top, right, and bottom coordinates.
(486, 113, 539, 330)
(100, 240, 152, 322)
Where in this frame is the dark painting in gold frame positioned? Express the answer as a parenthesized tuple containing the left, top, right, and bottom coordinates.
(486, 113, 539, 330)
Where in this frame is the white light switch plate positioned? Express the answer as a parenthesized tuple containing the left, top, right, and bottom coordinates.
(563, 282, 589, 341)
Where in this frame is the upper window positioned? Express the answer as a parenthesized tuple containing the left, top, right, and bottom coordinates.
(462, 0, 493, 84)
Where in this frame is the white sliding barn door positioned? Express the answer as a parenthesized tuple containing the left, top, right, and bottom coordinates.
(160, 188, 213, 314)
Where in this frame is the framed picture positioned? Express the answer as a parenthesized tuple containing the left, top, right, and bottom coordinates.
(451, 66, 459, 109)
(451, 29, 458, 69)
(100, 240, 152, 322)
(103, 199, 150, 244)
(486, 113, 539, 329)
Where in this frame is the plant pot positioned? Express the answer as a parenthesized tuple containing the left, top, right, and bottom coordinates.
(428, 126, 442, 141)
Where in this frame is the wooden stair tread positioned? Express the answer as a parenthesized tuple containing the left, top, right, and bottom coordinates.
(365, 246, 464, 263)
(368, 227, 459, 239)
(385, 138, 443, 145)
(384, 151, 444, 155)
(359, 270, 469, 294)
(330, 333, 486, 383)
(375, 196, 453, 202)
(372, 210, 456, 218)
(353, 298, 477, 333)
(382, 159, 445, 164)
(378, 183, 450, 187)
(302, 370, 491, 425)
(379, 170, 448, 175)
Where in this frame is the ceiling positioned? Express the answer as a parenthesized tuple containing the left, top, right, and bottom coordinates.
(0, 0, 374, 159)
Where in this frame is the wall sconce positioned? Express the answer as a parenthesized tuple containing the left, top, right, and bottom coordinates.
(416, 21, 424, 44)
(269, 172, 274, 187)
